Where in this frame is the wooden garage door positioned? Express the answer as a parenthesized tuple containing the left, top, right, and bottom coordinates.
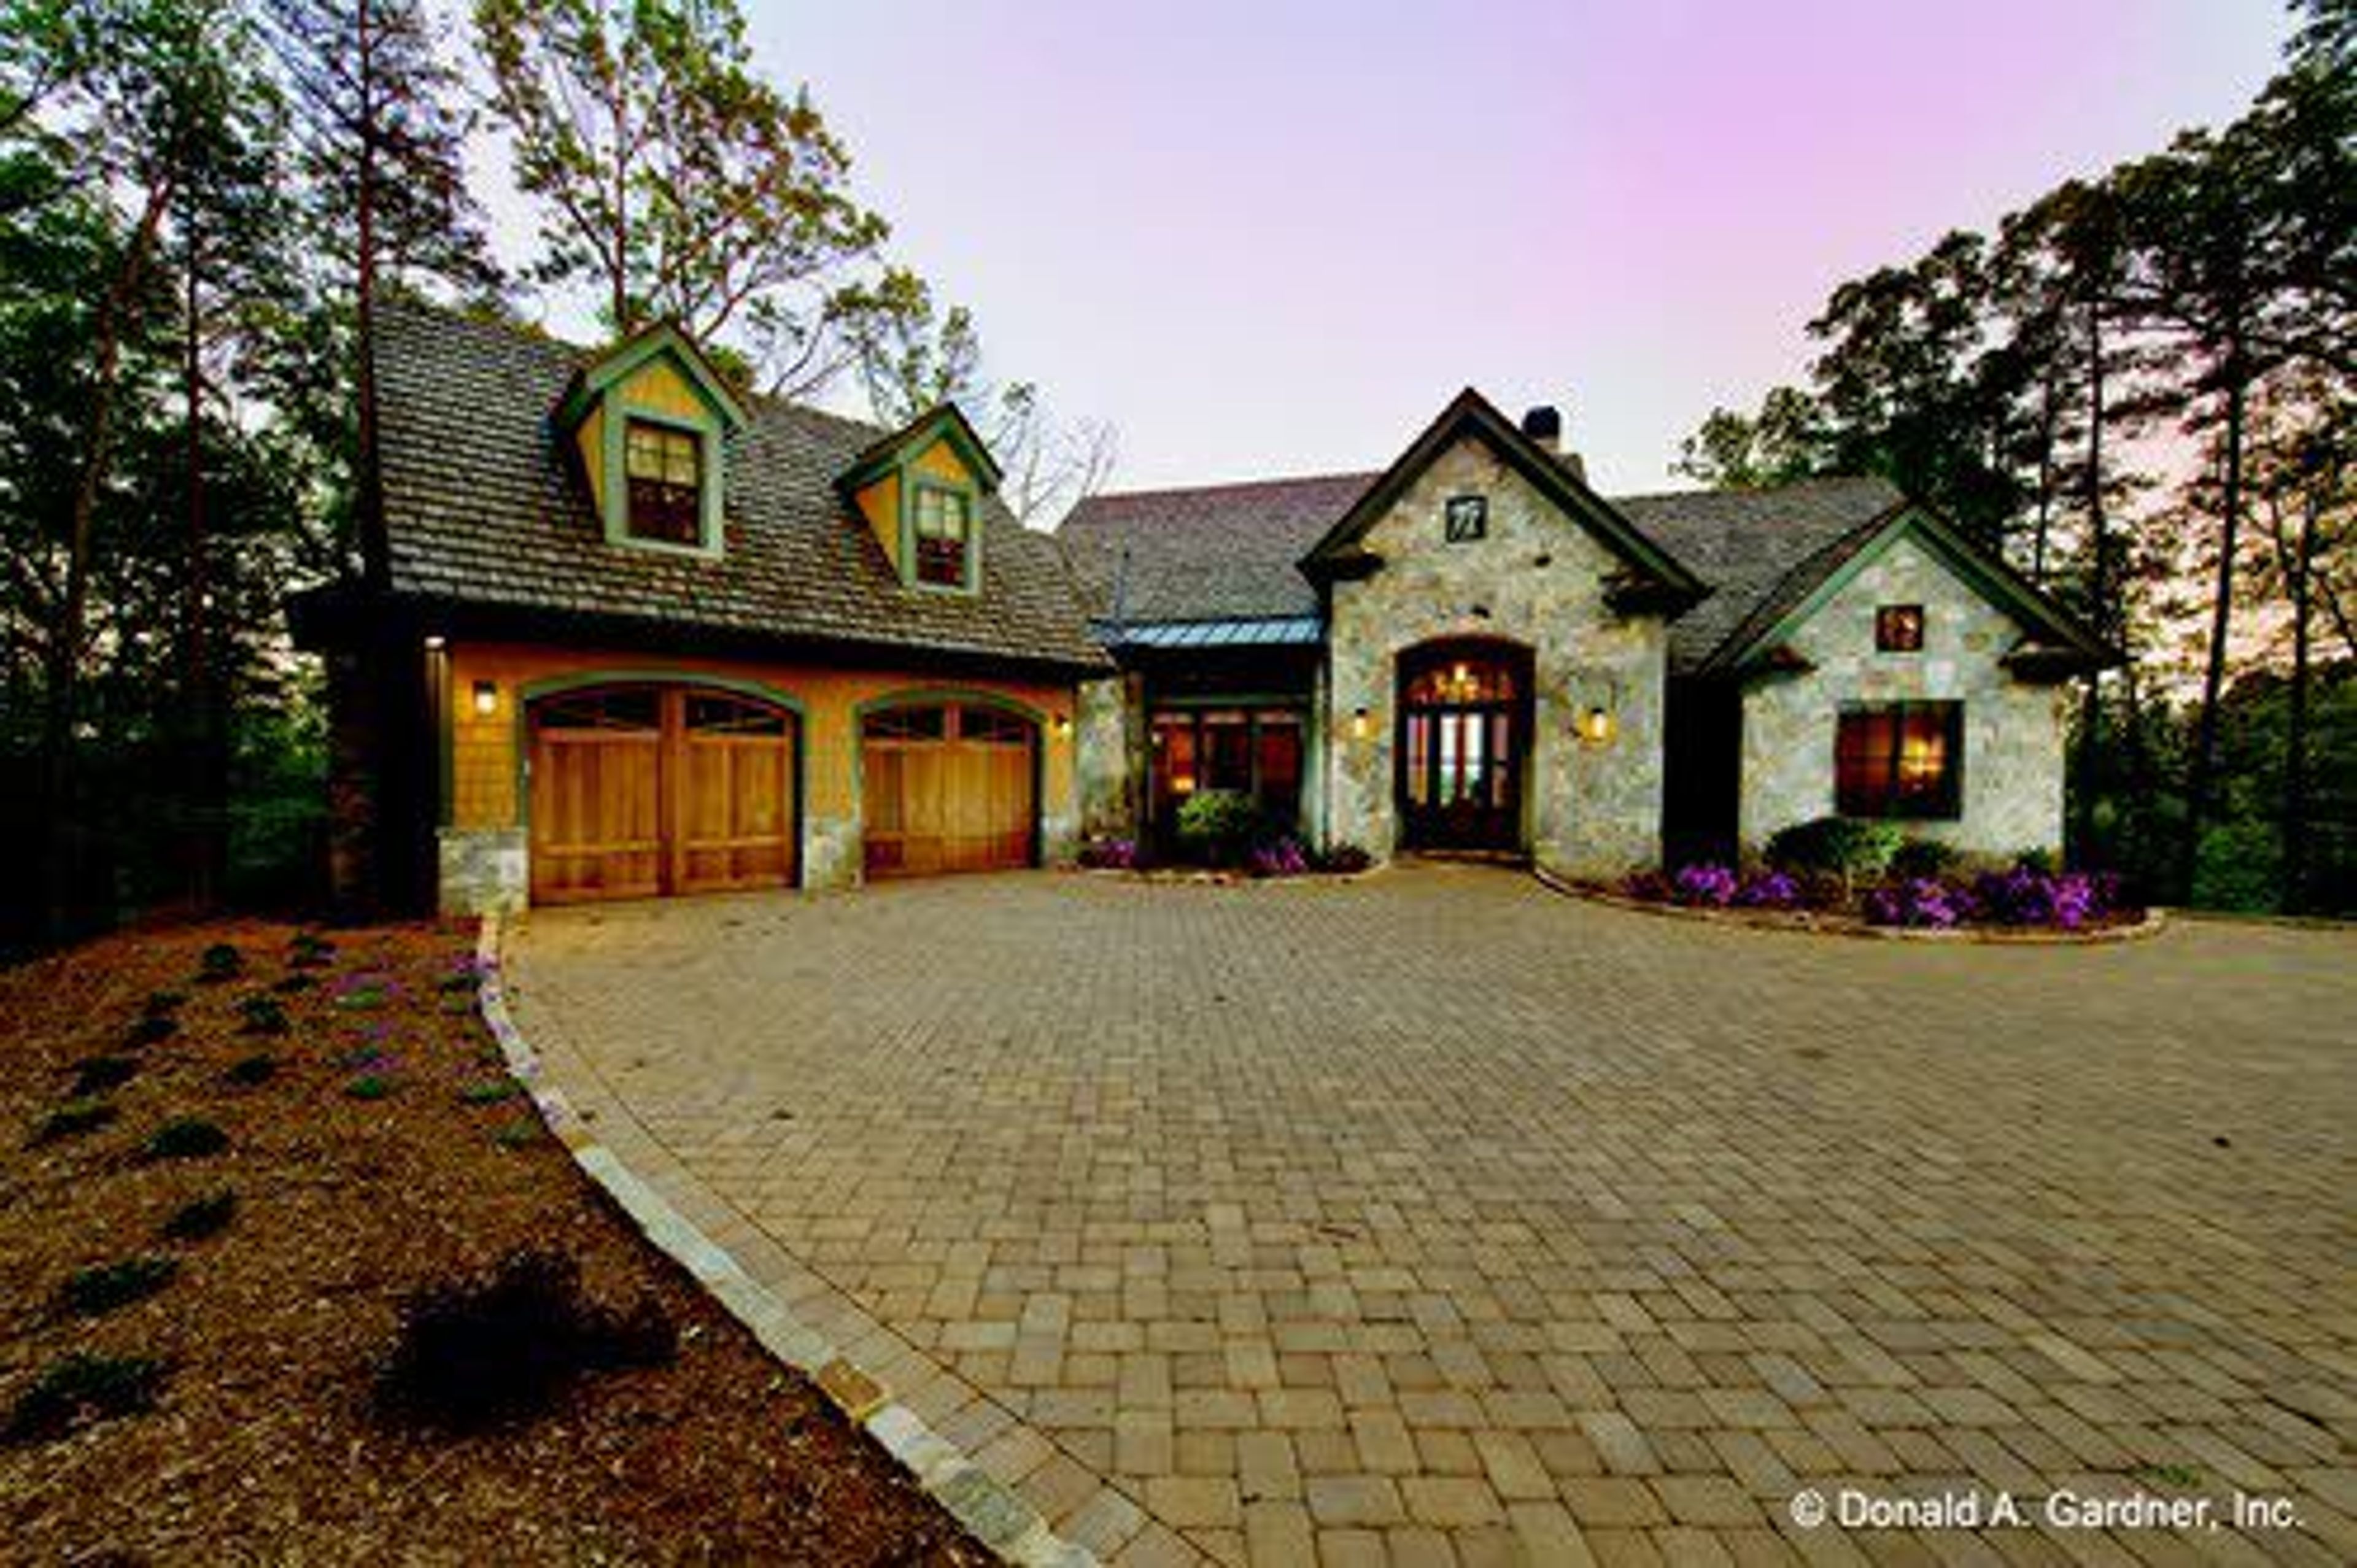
(529, 686, 797, 904)
(862, 703, 1035, 878)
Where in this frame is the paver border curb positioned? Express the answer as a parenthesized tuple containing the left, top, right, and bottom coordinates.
(473, 913, 1096, 1568)
(1531, 865, 2171, 945)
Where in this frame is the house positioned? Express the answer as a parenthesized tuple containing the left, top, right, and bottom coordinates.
(294, 307, 2110, 915)
(1058, 392, 2114, 873)
(292, 304, 1107, 914)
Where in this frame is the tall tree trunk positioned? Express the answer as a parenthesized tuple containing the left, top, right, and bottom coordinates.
(183, 206, 221, 910)
(355, 0, 386, 590)
(43, 177, 172, 941)
(2071, 302, 2110, 861)
(2177, 345, 2248, 904)
(2280, 484, 2317, 915)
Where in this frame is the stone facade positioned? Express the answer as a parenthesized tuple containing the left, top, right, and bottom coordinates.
(1073, 675, 1139, 840)
(1324, 438, 1670, 877)
(1739, 530, 2072, 855)
(437, 826, 528, 916)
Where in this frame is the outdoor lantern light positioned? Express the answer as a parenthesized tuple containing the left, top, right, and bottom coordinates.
(1581, 705, 1615, 745)
(1351, 706, 1372, 740)
(1052, 711, 1072, 740)
(422, 633, 446, 652)
(472, 679, 500, 717)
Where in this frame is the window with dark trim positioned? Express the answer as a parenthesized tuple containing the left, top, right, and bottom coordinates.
(1875, 603, 1925, 652)
(913, 484, 974, 588)
(1444, 495, 1487, 542)
(1836, 701, 1962, 819)
(1149, 708, 1304, 830)
(623, 420, 703, 546)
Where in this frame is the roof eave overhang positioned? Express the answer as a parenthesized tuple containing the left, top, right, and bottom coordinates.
(301, 588, 1111, 678)
(836, 402, 1005, 496)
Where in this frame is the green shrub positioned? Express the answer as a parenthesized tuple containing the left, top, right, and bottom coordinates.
(345, 1073, 395, 1100)
(126, 1014, 179, 1046)
(238, 995, 290, 1036)
(1175, 790, 1263, 866)
(60, 1256, 178, 1316)
(377, 1248, 675, 1429)
(287, 932, 336, 968)
(195, 943, 244, 984)
(71, 1056, 139, 1095)
(142, 990, 187, 1018)
(5, 1353, 165, 1443)
(161, 1189, 237, 1242)
(34, 1097, 116, 1143)
(224, 1053, 277, 1086)
(1889, 838, 1963, 879)
(460, 1078, 521, 1105)
(1765, 817, 1903, 890)
(141, 1118, 228, 1161)
(492, 1117, 541, 1149)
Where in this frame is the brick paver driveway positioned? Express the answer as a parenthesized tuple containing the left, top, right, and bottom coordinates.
(506, 865, 2355, 1566)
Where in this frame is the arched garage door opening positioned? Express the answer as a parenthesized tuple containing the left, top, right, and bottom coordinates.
(527, 683, 799, 903)
(861, 700, 1039, 879)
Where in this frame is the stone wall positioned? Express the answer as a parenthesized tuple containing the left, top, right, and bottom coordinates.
(1074, 674, 1139, 840)
(1739, 531, 2071, 855)
(437, 827, 528, 916)
(1325, 438, 1670, 877)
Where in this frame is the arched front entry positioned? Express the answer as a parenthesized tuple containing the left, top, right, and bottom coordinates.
(525, 681, 799, 903)
(859, 695, 1040, 878)
(1396, 639, 1533, 852)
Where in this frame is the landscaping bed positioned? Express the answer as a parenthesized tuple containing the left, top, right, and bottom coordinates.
(0, 917, 984, 1564)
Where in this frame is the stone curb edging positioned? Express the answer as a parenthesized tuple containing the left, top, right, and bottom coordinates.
(1530, 866, 2171, 945)
(473, 914, 1096, 1568)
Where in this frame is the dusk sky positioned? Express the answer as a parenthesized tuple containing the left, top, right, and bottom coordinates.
(495, 2, 2290, 507)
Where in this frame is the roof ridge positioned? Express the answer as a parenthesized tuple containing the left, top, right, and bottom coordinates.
(379, 295, 891, 441)
(1078, 469, 1379, 506)
(1611, 474, 1895, 506)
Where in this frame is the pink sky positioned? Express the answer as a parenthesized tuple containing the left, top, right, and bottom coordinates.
(496, 2, 2288, 506)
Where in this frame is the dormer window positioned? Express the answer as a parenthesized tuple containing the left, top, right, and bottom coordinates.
(554, 322, 746, 559)
(914, 483, 974, 589)
(624, 420, 703, 546)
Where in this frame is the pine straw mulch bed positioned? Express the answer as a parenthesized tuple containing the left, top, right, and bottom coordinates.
(0, 916, 987, 1565)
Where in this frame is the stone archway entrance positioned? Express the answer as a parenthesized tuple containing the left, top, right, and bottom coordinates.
(1395, 639, 1533, 852)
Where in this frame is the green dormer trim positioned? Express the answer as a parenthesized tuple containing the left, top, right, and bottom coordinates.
(837, 403, 1005, 496)
(554, 320, 748, 433)
(555, 322, 750, 560)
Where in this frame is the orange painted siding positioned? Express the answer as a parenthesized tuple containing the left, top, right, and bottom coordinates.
(446, 641, 1075, 832)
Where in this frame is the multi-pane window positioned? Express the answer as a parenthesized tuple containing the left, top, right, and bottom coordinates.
(913, 484, 974, 588)
(624, 420, 702, 546)
(1875, 604, 1925, 652)
(1836, 701, 1963, 819)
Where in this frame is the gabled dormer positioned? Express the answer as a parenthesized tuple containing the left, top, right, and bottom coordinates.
(554, 322, 749, 558)
(837, 404, 1004, 596)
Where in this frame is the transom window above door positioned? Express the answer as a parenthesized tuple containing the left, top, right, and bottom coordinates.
(1403, 657, 1517, 706)
(913, 484, 975, 589)
(624, 421, 703, 546)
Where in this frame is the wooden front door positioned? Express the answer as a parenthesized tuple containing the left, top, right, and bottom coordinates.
(862, 703, 1037, 878)
(528, 685, 797, 904)
(1397, 643, 1531, 852)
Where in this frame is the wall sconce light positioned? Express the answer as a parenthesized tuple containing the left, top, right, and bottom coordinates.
(422, 634, 447, 652)
(1052, 711, 1072, 740)
(1579, 705, 1615, 746)
(1350, 706, 1372, 741)
(472, 679, 500, 717)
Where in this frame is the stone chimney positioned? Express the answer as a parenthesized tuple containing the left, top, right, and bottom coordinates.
(1520, 404, 1585, 484)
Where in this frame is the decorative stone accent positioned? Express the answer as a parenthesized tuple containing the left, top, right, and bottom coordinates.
(1039, 811, 1079, 867)
(802, 812, 861, 889)
(1740, 533, 2072, 856)
(1324, 436, 1669, 878)
(1073, 676, 1138, 840)
(436, 826, 527, 916)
